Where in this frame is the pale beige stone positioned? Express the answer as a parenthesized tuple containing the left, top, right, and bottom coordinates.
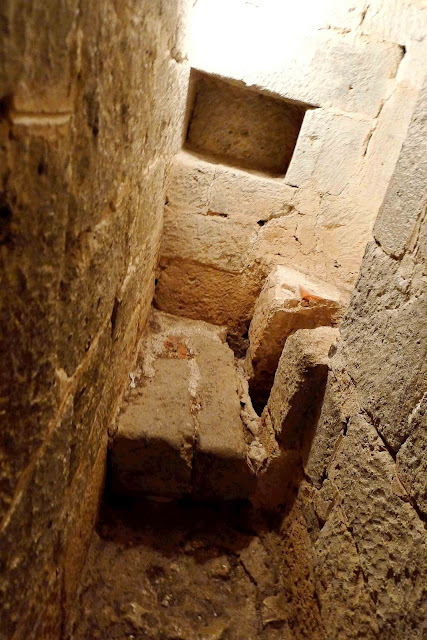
(192, 332, 257, 499)
(186, 71, 306, 175)
(110, 311, 255, 500)
(285, 109, 372, 195)
(161, 208, 257, 273)
(191, 10, 403, 117)
(248, 265, 345, 407)
(353, 82, 421, 215)
(374, 77, 427, 258)
(327, 415, 427, 638)
(165, 151, 215, 215)
(155, 258, 264, 354)
(360, 0, 427, 44)
(110, 358, 195, 497)
(208, 164, 296, 226)
(253, 328, 338, 510)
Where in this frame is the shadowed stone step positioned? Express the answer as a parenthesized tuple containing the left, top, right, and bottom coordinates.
(254, 326, 339, 510)
(110, 310, 256, 500)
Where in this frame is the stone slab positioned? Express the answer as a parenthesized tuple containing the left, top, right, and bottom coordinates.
(110, 358, 195, 497)
(110, 311, 255, 499)
(268, 327, 339, 450)
(161, 208, 257, 273)
(285, 109, 372, 196)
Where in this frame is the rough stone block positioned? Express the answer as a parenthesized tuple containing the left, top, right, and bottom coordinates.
(248, 265, 345, 409)
(110, 311, 255, 499)
(303, 362, 359, 487)
(191, 8, 402, 117)
(186, 71, 307, 175)
(313, 506, 379, 640)
(285, 109, 372, 195)
(340, 242, 427, 452)
(155, 258, 264, 355)
(374, 77, 427, 258)
(110, 358, 195, 497)
(327, 415, 427, 638)
(191, 333, 257, 499)
(1, 0, 192, 635)
(268, 327, 339, 450)
(166, 151, 296, 226)
(161, 208, 257, 273)
(208, 163, 295, 226)
(355, 82, 421, 215)
(360, 0, 427, 44)
(395, 394, 427, 519)
(165, 151, 215, 215)
(253, 328, 337, 510)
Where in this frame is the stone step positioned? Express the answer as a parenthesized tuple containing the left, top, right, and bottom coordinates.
(110, 310, 256, 500)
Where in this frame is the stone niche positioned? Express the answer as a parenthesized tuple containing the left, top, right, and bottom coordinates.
(185, 69, 310, 176)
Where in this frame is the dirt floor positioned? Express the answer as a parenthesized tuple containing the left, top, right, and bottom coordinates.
(67, 493, 320, 640)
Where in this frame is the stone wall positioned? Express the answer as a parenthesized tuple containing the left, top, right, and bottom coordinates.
(155, 0, 427, 352)
(280, 72, 427, 640)
(0, 2, 190, 637)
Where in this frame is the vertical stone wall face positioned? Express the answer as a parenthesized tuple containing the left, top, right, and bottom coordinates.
(0, 2, 190, 637)
(155, 0, 427, 350)
(284, 75, 427, 639)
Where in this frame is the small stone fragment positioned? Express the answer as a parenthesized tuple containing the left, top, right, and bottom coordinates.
(261, 593, 290, 625)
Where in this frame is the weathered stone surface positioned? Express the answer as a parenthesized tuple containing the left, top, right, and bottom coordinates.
(157, 2, 426, 338)
(286, 109, 372, 195)
(181, 0, 427, 309)
(155, 258, 264, 354)
(110, 311, 255, 500)
(304, 361, 359, 487)
(63, 433, 107, 610)
(268, 327, 338, 449)
(277, 502, 326, 640)
(361, 0, 427, 44)
(165, 151, 215, 215)
(191, 2, 403, 117)
(208, 163, 295, 226)
(257, 67, 427, 640)
(186, 71, 307, 175)
(253, 446, 301, 512)
(340, 242, 427, 452)
(328, 415, 427, 638)
(0, 395, 73, 639)
(253, 328, 337, 510)
(354, 80, 423, 215)
(166, 150, 295, 226)
(2, 2, 427, 639)
(191, 332, 256, 500)
(111, 358, 195, 497)
(313, 505, 379, 640)
(395, 393, 427, 518)
(374, 77, 427, 258)
(239, 536, 277, 593)
(248, 265, 345, 409)
(162, 208, 257, 273)
(0, 0, 192, 636)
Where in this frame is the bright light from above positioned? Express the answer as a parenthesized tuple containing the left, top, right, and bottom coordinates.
(189, 0, 333, 79)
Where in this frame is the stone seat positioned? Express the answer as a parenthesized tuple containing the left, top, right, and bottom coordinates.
(110, 310, 256, 500)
